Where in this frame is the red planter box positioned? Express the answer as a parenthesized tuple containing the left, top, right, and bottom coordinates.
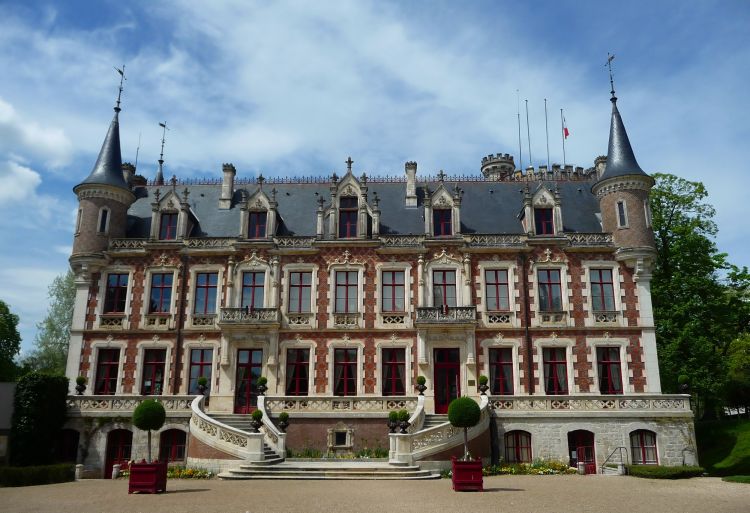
(451, 456, 483, 492)
(128, 461, 167, 494)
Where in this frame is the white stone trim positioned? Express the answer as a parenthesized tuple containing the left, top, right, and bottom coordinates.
(580, 261, 624, 328)
(373, 337, 414, 396)
(96, 206, 110, 235)
(184, 264, 225, 329)
(586, 337, 631, 394)
(280, 263, 319, 329)
(476, 259, 520, 328)
(530, 185, 561, 236)
(180, 339, 220, 394)
(327, 338, 365, 396)
(88, 339, 129, 395)
(479, 336, 523, 395)
(326, 264, 365, 329)
(616, 199, 629, 229)
(232, 256, 272, 308)
(140, 267, 179, 329)
(279, 338, 316, 396)
(528, 258, 572, 328)
(424, 254, 466, 307)
(374, 262, 413, 329)
(132, 338, 174, 396)
(95, 267, 135, 329)
(533, 337, 576, 395)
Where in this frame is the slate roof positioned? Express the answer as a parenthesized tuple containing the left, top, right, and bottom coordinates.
(125, 177, 603, 238)
(75, 110, 130, 191)
(600, 97, 648, 181)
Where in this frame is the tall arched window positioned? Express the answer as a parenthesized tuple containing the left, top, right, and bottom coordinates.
(160, 429, 187, 462)
(630, 429, 658, 465)
(504, 430, 531, 463)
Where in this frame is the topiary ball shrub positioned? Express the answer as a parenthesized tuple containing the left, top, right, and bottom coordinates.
(251, 409, 263, 421)
(196, 376, 208, 387)
(278, 412, 289, 423)
(388, 410, 399, 422)
(397, 409, 410, 422)
(75, 376, 87, 386)
(416, 375, 426, 386)
(133, 400, 166, 432)
(448, 397, 481, 428)
(256, 376, 268, 386)
(478, 375, 488, 386)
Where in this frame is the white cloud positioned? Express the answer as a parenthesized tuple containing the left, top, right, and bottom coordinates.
(0, 160, 41, 203)
(0, 97, 73, 168)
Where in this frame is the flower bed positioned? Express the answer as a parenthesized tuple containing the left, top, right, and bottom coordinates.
(483, 459, 577, 476)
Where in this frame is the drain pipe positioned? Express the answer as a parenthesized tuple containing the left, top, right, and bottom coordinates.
(520, 254, 534, 395)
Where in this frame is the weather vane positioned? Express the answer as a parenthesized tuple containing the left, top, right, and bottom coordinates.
(158, 121, 169, 163)
(605, 53, 616, 99)
(114, 65, 126, 111)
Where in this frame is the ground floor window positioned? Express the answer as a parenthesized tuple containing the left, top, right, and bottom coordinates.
(504, 430, 532, 463)
(630, 429, 658, 465)
(381, 347, 406, 396)
(286, 348, 310, 396)
(160, 429, 187, 462)
(333, 348, 357, 396)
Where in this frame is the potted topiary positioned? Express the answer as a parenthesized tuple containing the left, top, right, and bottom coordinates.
(256, 376, 268, 396)
(678, 374, 690, 394)
(277, 411, 290, 432)
(250, 409, 263, 432)
(129, 399, 167, 494)
(397, 409, 410, 434)
(477, 375, 489, 395)
(387, 410, 399, 433)
(75, 376, 87, 395)
(447, 397, 483, 492)
(196, 376, 208, 395)
(415, 375, 427, 395)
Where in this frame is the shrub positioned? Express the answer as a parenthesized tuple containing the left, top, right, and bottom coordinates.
(448, 397, 480, 428)
(416, 375, 426, 386)
(397, 409, 410, 422)
(132, 399, 166, 462)
(278, 412, 289, 423)
(722, 475, 750, 484)
(251, 409, 263, 421)
(166, 466, 214, 479)
(75, 376, 87, 386)
(10, 373, 69, 466)
(483, 460, 576, 476)
(256, 376, 268, 386)
(388, 410, 399, 422)
(478, 375, 488, 386)
(0, 464, 75, 487)
(355, 446, 389, 459)
(196, 376, 208, 387)
(626, 465, 705, 479)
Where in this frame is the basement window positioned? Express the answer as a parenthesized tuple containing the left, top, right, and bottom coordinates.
(334, 431, 348, 447)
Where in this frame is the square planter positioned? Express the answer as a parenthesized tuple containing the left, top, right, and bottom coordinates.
(451, 456, 483, 492)
(128, 461, 167, 494)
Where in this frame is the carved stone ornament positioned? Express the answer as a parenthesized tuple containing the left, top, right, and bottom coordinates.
(238, 251, 268, 269)
(329, 250, 363, 269)
(157, 253, 169, 266)
(152, 335, 160, 344)
(531, 248, 565, 265)
(342, 185, 356, 196)
(550, 332, 558, 340)
(435, 195, 451, 207)
(105, 335, 114, 346)
(494, 332, 504, 342)
(429, 247, 461, 265)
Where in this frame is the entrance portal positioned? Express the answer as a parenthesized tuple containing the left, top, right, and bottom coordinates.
(105, 429, 132, 479)
(568, 430, 596, 474)
(234, 349, 263, 413)
(433, 348, 460, 414)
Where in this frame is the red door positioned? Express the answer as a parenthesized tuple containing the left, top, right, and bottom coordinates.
(434, 348, 460, 414)
(568, 430, 596, 474)
(234, 349, 263, 414)
(105, 429, 132, 478)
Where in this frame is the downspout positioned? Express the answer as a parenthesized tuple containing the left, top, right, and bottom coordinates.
(172, 253, 189, 395)
(520, 254, 534, 394)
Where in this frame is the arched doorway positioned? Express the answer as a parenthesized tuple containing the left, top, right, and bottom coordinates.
(568, 430, 595, 474)
(105, 429, 132, 479)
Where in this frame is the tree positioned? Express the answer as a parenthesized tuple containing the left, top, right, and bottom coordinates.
(725, 334, 750, 416)
(133, 399, 166, 462)
(447, 397, 481, 460)
(650, 173, 750, 418)
(22, 270, 74, 375)
(0, 299, 21, 381)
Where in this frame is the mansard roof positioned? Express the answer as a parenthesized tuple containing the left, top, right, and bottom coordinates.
(124, 175, 603, 238)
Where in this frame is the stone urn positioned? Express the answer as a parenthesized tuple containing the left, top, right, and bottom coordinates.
(399, 420, 410, 434)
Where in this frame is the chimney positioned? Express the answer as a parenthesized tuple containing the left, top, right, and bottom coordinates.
(594, 155, 607, 179)
(122, 162, 135, 187)
(405, 161, 417, 207)
(220, 163, 236, 209)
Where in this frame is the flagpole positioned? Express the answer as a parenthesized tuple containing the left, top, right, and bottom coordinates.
(544, 98, 550, 171)
(560, 109, 566, 168)
(525, 99, 532, 168)
(517, 90, 523, 172)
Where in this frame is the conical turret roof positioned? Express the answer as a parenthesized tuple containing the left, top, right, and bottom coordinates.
(75, 110, 129, 191)
(600, 97, 647, 180)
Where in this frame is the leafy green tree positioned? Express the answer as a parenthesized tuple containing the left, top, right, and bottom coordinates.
(0, 299, 21, 381)
(725, 334, 750, 416)
(651, 173, 750, 417)
(22, 271, 74, 375)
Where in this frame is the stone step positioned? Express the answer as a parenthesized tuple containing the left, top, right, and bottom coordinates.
(238, 464, 425, 473)
(218, 461, 440, 480)
(218, 473, 440, 480)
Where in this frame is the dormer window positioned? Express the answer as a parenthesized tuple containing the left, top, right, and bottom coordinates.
(433, 209, 452, 236)
(534, 208, 553, 235)
(159, 213, 178, 240)
(339, 197, 358, 238)
(248, 211, 267, 239)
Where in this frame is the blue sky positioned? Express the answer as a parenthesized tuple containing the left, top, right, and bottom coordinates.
(1, 0, 748, 354)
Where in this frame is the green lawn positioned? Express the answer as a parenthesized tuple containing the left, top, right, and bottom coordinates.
(722, 475, 750, 484)
(695, 419, 750, 476)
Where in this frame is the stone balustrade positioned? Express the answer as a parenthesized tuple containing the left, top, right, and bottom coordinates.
(189, 395, 265, 461)
(415, 306, 476, 325)
(219, 307, 281, 326)
(67, 395, 194, 417)
(263, 396, 417, 417)
(487, 394, 692, 417)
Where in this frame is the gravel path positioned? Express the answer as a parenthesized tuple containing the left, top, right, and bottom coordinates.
(1, 475, 747, 513)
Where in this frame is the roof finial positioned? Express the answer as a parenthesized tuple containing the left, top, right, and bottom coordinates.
(345, 156, 353, 174)
(156, 121, 169, 185)
(605, 53, 616, 102)
(114, 65, 126, 113)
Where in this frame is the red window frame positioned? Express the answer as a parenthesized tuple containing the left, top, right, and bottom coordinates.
(248, 211, 267, 239)
(188, 348, 213, 395)
(630, 430, 658, 465)
(334, 348, 357, 396)
(338, 197, 358, 238)
(335, 271, 358, 313)
(159, 212, 178, 240)
(159, 429, 186, 462)
(433, 208, 452, 236)
(485, 269, 510, 311)
(537, 269, 562, 312)
(288, 271, 312, 313)
(432, 270, 457, 308)
(104, 273, 129, 313)
(504, 430, 532, 463)
(534, 208, 554, 234)
(489, 348, 514, 395)
(285, 348, 310, 396)
(381, 271, 405, 312)
(149, 272, 173, 314)
(94, 348, 120, 395)
(141, 349, 166, 395)
(241, 271, 265, 309)
(193, 272, 218, 314)
(543, 347, 568, 395)
(596, 346, 623, 395)
(382, 348, 406, 396)
(590, 269, 615, 312)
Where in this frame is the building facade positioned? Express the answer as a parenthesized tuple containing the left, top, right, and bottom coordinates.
(63, 94, 696, 477)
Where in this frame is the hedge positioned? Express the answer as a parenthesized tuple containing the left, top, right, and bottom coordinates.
(0, 464, 75, 487)
(626, 464, 705, 479)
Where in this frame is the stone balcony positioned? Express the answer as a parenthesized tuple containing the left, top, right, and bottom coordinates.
(415, 306, 477, 326)
(219, 307, 281, 328)
(487, 394, 692, 418)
